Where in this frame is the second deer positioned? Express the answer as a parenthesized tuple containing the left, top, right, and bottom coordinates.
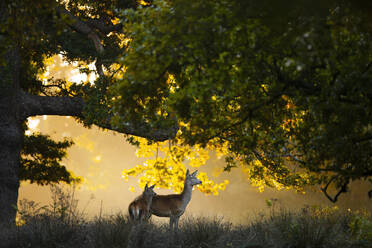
(128, 183, 156, 222)
(150, 169, 202, 231)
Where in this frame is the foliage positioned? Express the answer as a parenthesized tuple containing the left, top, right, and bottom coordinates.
(122, 136, 229, 195)
(348, 209, 372, 242)
(20, 132, 81, 185)
(112, 0, 372, 199)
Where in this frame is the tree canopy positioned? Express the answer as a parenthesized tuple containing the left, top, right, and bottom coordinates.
(116, 0, 372, 201)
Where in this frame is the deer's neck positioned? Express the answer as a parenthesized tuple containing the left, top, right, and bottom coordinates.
(180, 182, 193, 207)
(141, 194, 154, 208)
(147, 196, 153, 206)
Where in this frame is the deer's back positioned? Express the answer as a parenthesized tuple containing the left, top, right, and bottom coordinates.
(150, 194, 184, 217)
(128, 197, 151, 221)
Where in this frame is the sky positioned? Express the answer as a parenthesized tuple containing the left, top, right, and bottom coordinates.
(18, 55, 371, 224)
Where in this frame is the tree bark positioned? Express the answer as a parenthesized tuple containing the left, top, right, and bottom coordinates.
(0, 100, 23, 227)
(0, 48, 23, 227)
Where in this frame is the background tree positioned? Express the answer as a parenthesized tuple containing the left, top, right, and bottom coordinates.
(115, 0, 372, 202)
(21, 130, 80, 185)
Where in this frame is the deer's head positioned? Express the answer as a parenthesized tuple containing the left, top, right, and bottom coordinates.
(185, 169, 202, 186)
(143, 183, 156, 198)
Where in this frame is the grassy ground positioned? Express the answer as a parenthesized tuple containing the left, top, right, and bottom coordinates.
(2, 187, 372, 248)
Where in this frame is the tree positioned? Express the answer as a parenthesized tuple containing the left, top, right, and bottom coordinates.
(0, 0, 177, 227)
(114, 0, 372, 202)
(21, 131, 80, 185)
(1, 0, 371, 227)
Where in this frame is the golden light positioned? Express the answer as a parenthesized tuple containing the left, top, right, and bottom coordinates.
(93, 155, 102, 163)
(27, 117, 40, 130)
(25, 117, 41, 135)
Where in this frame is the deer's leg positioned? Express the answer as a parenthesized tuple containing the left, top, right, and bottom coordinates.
(139, 211, 144, 222)
(174, 217, 180, 232)
(137, 209, 143, 222)
(169, 216, 175, 231)
(145, 211, 151, 222)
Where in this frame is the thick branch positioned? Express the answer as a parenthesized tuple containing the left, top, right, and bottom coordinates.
(19, 91, 177, 141)
(19, 90, 84, 119)
(56, 6, 104, 53)
(96, 117, 178, 142)
(56, 6, 104, 77)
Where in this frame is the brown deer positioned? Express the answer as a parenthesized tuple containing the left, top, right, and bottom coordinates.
(128, 183, 156, 222)
(150, 169, 202, 231)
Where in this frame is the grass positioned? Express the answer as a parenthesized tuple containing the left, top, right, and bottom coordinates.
(1, 186, 371, 248)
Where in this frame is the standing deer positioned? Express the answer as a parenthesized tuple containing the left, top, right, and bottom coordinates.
(150, 169, 202, 231)
(128, 183, 156, 222)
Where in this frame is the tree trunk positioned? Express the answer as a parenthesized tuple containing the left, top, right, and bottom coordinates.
(0, 45, 24, 227)
(0, 90, 23, 227)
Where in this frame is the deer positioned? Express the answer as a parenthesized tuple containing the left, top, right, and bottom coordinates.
(150, 169, 202, 231)
(128, 183, 156, 222)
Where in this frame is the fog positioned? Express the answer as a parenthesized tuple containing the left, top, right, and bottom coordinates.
(19, 116, 372, 224)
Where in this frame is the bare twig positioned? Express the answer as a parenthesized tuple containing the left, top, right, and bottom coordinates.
(109, 64, 124, 80)
(320, 177, 348, 203)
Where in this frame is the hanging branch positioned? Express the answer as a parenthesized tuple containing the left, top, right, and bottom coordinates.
(320, 177, 349, 203)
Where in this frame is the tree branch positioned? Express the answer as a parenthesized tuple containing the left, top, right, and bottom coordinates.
(18, 91, 177, 141)
(56, 6, 104, 53)
(19, 90, 84, 119)
(353, 134, 372, 144)
(56, 5, 105, 77)
(86, 17, 123, 34)
(207, 90, 286, 141)
(320, 177, 348, 203)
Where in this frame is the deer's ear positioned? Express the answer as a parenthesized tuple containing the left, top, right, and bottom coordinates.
(186, 169, 190, 176)
(191, 170, 198, 176)
(145, 183, 148, 190)
(150, 184, 156, 189)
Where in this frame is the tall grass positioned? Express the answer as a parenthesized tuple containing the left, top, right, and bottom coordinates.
(2, 186, 371, 248)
